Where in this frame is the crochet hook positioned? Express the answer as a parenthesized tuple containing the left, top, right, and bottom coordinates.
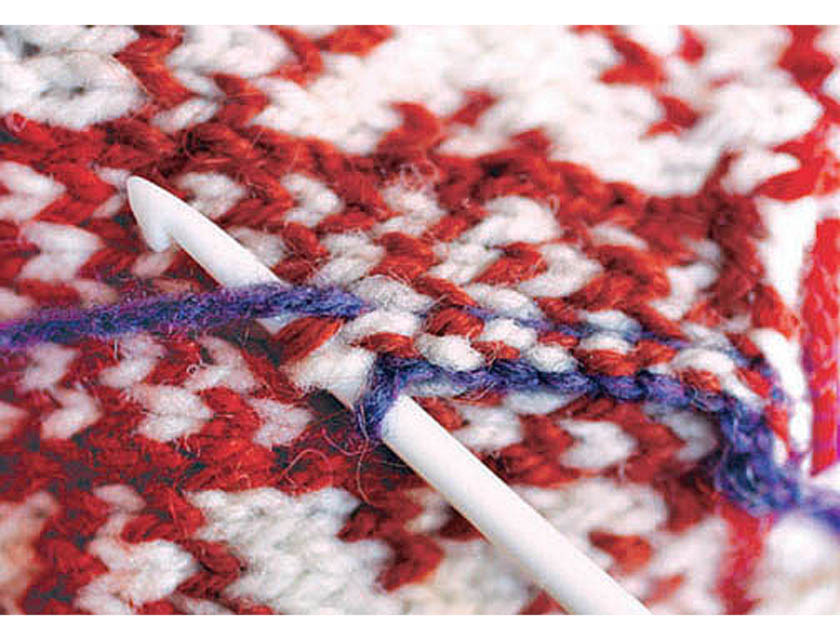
(126, 176, 650, 615)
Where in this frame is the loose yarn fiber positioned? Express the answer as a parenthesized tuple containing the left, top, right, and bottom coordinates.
(1, 25, 840, 615)
(1, 282, 837, 530)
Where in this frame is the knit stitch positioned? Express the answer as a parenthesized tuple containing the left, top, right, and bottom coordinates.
(2, 25, 840, 615)
(2, 282, 838, 535)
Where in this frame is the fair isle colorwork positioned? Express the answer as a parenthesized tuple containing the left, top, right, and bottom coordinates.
(3, 281, 838, 534)
(1, 25, 840, 614)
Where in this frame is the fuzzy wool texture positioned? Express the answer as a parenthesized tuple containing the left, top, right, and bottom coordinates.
(4, 282, 835, 532)
(1, 25, 840, 614)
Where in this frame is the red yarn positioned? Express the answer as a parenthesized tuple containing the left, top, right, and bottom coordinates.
(802, 219, 840, 472)
(3, 25, 840, 614)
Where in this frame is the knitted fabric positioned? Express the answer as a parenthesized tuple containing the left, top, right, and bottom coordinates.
(1, 25, 840, 615)
(3, 281, 839, 535)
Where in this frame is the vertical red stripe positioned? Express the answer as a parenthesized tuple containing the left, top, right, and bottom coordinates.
(801, 219, 840, 472)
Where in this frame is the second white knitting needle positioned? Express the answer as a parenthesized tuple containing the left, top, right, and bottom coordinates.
(126, 176, 649, 615)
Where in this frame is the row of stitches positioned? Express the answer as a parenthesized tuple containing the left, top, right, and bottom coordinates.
(0, 282, 826, 530)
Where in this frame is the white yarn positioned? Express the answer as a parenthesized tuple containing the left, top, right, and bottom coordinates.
(175, 172, 246, 221)
(460, 196, 560, 246)
(0, 492, 57, 614)
(130, 383, 214, 442)
(516, 243, 602, 299)
(752, 515, 840, 613)
(415, 334, 484, 372)
(0, 162, 65, 223)
(78, 485, 198, 614)
(40, 388, 100, 440)
(151, 98, 218, 135)
(18, 222, 102, 282)
(648, 408, 718, 463)
(0, 25, 833, 614)
(755, 196, 820, 308)
(190, 488, 400, 614)
(428, 242, 501, 285)
(0, 401, 25, 442)
(0, 288, 33, 322)
(282, 173, 343, 227)
(20, 343, 77, 392)
(559, 420, 637, 470)
(228, 227, 287, 269)
(166, 26, 292, 81)
(454, 405, 524, 451)
(0, 50, 144, 129)
(249, 400, 311, 448)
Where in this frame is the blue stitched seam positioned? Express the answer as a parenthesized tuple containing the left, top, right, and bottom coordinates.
(0, 282, 833, 531)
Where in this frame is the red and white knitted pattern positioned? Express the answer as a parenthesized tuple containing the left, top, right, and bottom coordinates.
(1, 25, 839, 614)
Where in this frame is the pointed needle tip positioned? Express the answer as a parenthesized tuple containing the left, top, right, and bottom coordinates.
(126, 176, 174, 252)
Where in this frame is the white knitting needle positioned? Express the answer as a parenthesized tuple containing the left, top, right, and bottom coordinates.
(126, 176, 650, 615)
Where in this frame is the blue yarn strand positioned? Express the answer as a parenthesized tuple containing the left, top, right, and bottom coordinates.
(0, 281, 837, 533)
(357, 354, 840, 533)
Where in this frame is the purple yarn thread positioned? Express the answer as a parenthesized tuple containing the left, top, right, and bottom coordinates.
(0, 282, 837, 532)
(356, 355, 840, 533)
(0, 283, 366, 352)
